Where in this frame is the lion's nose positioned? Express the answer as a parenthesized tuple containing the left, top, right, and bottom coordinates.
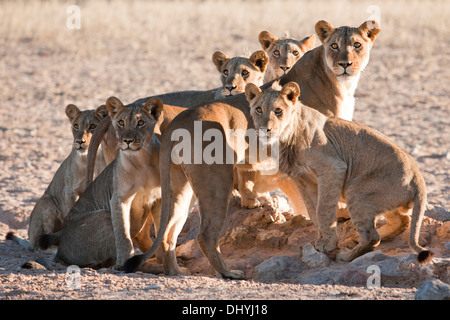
(225, 85, 237, 92)
(280, 66, 290, 72)
(338, 62, 352, 69)
(76, 139, 86, 144)
(123, 138, 134, 144)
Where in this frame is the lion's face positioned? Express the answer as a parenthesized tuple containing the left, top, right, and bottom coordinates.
(259, 31, 316, 78)
(65, 104, 108, 154)
(315, 20, 380, 79)
(212, 50, 268, 97)
(245, 82, 300, 145)
(105, 97, 163, 153)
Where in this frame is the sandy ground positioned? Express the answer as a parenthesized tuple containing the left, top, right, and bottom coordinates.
(0, 2, 449, 302)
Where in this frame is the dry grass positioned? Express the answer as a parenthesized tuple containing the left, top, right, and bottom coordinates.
(1, 0, 449, 57)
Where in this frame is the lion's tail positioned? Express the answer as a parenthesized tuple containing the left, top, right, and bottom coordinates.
(409, 178, 433, 264)
(6, 232, 32, 250)
(122, 135, 175, 273)
(37, 231, 62, 250)
(86, 115, 112, 186)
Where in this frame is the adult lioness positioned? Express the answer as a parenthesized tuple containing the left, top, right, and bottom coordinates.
(259, 31, 316, 82)
(123, 20, 381, 279)
(244, 81, 432, 263)
(26, 104, 108, 250)
(212, 50, 268, 99)
(40, 98, 186, 269)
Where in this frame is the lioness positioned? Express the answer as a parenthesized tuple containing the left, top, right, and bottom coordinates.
(259, 31, 316, 83)
(212, 50, 268, 99)
(244, 81, 432, 263)
(26, 104, 108, 250)
(236, 20, 379, 210)
(122, 20, 382, 279)
(40, 98, 186, 269)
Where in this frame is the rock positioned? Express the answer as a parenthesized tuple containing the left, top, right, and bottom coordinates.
(21, 260, 47, 270)
(242, 210, 272, 228)
(415, 279, 450, 300)
(301, 243, 330, 268)
(176, 239, 203, 260)
(255, 229, 286, 248)
(436, 221, 450, 241)
(256, 256, 301, 281)
(226, 226, 255, 249)
(347, 250, 403, 277)
(425, 205, 450, 222)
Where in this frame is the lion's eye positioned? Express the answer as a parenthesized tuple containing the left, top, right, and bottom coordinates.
(89, 123, 97, 130)
(273, 50, 280, 57)
(242, 70, 249, 76)
(292, 50, 299, 56)
(330, 43, 338, 50)
(223, 69, 229, 76)
(255, 107, 262, 114)
(118, 120, 125, 127)
(73, 124, 79, 130)
(275, 108, 283, 117)
(354, 42, 361, 49)
(137, 120, 145, 127)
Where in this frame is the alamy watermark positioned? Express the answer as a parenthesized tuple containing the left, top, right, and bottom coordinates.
(170, 121, 280, 175)
(66, 5, 81, 30)
(66, 265, 81, 289)
(366, 265, 381, 289)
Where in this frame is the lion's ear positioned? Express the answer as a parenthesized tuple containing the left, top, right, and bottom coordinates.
(106, 97, 124, 119)
(143, 98, 163, 121)
(65, 104, 81, 123)
(249, 50, 269, 73)
(94, 104, 108, 120)
(315, 20, 334, 43)
(259, 31, 277, 51)
(281, 82, 300, 105)
(212, 51, 229, 72)
(358, 20, 380, 42)
(299, 34, 316, 52)
(245, 83, 262, 104)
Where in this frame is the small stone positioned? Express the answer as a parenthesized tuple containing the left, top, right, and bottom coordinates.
(145, 284, 163, 290)
(21, 260, 47, 270)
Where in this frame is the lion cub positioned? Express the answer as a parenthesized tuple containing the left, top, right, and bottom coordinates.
(39, 98, 184, 270)
(245, 82, 432, 263)
(259, 31, 316, 83)
(27, 104, 108, 249)
(212, 50, 268, 99)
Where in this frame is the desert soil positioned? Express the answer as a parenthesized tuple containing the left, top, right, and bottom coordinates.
(0, 1, 449, 303)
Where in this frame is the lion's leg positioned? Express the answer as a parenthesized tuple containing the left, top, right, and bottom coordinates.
(376, 208, 411, 241)
(161, 165, 193, 276)
(336, 202, 381, 262)
(133, 213, 154, 253)
(110, 192, 137, 268)
(294, 172, 319, 235)
(277, 175, 309, 217)
(236, 168, 268, 208)
(313, 166, 346, 254)
(28, 195, 61, 250)
(192, 164, 245, 280)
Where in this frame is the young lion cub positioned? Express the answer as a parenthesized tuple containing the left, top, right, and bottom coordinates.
(26, 104, 108, 249)
(259, 31, 316, 83)
(212, 50, 268, 99)
(245, 82, 432, 263)
(40, 97, 187, 270)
